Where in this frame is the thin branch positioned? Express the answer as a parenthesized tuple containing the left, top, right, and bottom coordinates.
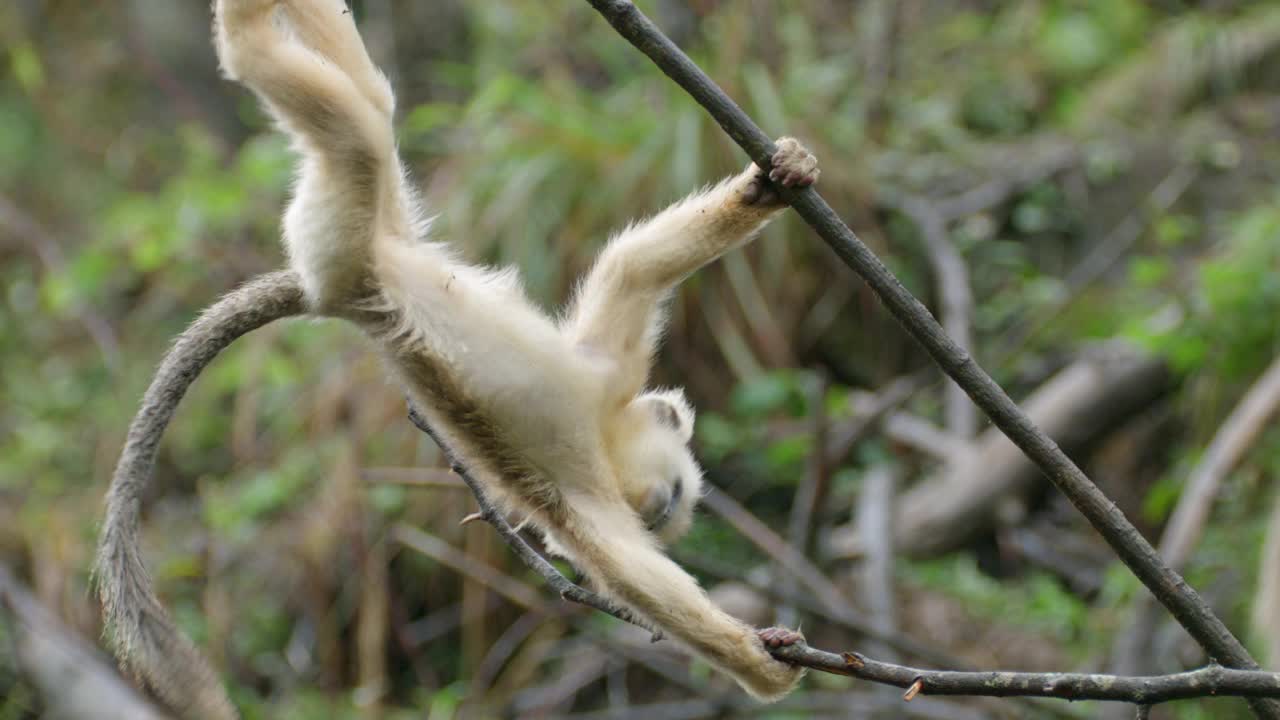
(405, 404, 663, 641)
(772, 644, 1280, 704)
(580, 5, 1276, 717)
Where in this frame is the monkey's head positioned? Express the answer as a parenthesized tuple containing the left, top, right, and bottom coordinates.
(614, 387, 704, 543)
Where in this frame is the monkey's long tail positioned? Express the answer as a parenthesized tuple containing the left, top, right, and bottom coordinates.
(95, 270, 306, 720)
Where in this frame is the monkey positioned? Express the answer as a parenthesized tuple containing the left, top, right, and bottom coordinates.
(97, 1, 817, 717)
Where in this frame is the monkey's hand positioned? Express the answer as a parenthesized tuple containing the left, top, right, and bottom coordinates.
(740, 137, 820, 206)
(733, 626, 806, 701)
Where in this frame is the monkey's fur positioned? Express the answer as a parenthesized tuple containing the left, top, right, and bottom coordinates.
(97, 1, 818, 716)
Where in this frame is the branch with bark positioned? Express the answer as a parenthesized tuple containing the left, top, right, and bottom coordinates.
(772, 644, 1280, 705)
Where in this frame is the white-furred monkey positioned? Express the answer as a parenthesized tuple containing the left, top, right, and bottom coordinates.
(99, 1, 819, 717)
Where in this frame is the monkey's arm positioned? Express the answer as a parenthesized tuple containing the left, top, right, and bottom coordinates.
(564, 139, 817, 400)
(557, 494, 804, 701)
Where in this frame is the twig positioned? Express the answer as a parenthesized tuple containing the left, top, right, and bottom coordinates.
(578, 8, 1277, 715)
(404, 404, 663, 641)
(772, 644, 1280, 704)
(393, 525, 705, 699)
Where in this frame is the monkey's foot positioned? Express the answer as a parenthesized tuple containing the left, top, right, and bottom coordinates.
(768, 137, 819, 189)
(757, 626, 804, 649)
(742, 137, 819, 205)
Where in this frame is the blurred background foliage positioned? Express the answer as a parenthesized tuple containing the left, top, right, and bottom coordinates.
(1, 1, 1280, 718)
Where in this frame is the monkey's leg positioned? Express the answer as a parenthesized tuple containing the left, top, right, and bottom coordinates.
(217, 0, 399, 312)
(216, 2, 390, 161)
(273, 0, 395, 117)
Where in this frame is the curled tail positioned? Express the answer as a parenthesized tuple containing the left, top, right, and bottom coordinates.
(95, 272, 306, 720)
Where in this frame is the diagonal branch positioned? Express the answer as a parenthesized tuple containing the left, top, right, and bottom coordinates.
(581, 3, 1277, 717)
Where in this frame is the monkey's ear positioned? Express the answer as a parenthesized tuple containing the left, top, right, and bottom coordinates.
(638, 388, 695, 442)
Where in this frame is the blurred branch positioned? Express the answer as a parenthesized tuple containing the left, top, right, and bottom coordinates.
(0, 564, 170, 720)
(1112, 353, 1280, 677)
(880, 193, 976, 438)
(928, 140, 1077, 221)
(699, 487, 954, 668)
(1156, 353, 1280, 568)
(824, 374, 924, 463)
(829, 345, 1172, 559)
(581, 2, 1278, 715)
(857, 466, 898, 661)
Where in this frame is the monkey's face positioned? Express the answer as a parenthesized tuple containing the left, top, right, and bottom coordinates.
(616, 389, 705, 543)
